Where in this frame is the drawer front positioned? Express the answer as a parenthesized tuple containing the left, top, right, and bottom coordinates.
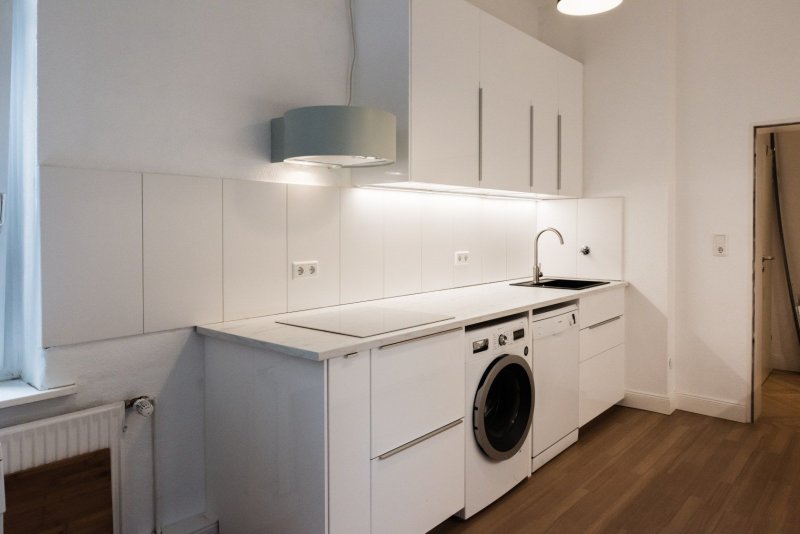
(579, 344, 625, 426)
(372, 421, 465, 534)
(579, 287, 624, 328)
(371, 328, 464, 458)
(579, 315, 624, 362)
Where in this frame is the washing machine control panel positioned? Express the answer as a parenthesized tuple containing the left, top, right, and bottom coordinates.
(470, 318, 529, 354)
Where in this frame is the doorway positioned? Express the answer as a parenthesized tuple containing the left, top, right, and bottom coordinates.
(752, 123, 800, 422)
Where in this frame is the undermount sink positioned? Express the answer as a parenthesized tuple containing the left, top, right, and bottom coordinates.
(510, 279, 610, 290)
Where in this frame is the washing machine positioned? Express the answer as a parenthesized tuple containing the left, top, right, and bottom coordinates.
(458, 313, 534, 519)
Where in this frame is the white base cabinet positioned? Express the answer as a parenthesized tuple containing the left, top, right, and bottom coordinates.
(372, 422, 464, 534)
(578, 288, 626, 426)
(205, 329, 465, 534)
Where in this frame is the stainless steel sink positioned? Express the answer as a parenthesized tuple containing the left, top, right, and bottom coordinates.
(510, 278, 610, 290)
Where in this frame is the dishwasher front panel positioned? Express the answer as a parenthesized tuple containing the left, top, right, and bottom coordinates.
(531, 309, 580, 458)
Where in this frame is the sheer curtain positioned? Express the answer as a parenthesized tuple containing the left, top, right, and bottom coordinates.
(2, 0, 39, 381)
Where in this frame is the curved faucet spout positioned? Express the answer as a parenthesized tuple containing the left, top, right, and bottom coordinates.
(533, 227, 565, 283)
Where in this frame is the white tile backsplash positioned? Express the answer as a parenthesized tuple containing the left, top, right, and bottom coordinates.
(452, 195, 484, 287)
(223, 179, 287, 321)
(40, 166, 144, 347)
(537, 199, 578, 278)
(421, 194, 455, 292)
(340, 188, 385, 304)
(42, 165, 544, 346)
(480, 199, 508, 283)
(287, 185, 340, 311)
(143, 173, 223, 332)
(506, 199, 537, 280)
(383, 191, 423, 298)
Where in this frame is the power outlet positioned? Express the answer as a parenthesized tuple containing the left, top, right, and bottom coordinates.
(712, 235, 728, 257)
(292, 261, 319, 279)
(454, 251, 471, 266)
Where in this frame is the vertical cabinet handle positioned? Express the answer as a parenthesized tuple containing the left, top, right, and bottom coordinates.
(557, 114, 563, 192)
(0, 193, 6, 228)
(529, 106, 534, 188)
(478, 87, 483, 182)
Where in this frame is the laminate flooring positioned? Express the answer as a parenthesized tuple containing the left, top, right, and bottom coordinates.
(432, 371, 800, 534)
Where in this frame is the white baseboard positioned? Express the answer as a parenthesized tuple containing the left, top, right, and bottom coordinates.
(618, 390, 675, 415)
(674, 393, 747, 423)
(162, 514, 219, 534)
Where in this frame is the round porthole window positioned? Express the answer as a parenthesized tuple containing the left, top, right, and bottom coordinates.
(473, 354, 534, 461)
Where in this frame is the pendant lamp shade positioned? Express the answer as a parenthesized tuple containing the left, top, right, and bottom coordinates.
(271, 105, 396, 167)
(556, 0, 622, 16)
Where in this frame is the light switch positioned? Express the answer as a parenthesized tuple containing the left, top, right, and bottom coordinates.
(713, 234, 728, 257)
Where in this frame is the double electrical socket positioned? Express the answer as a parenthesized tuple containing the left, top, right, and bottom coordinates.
(292, 261, 319, 279)
(454, 251, 471, 266)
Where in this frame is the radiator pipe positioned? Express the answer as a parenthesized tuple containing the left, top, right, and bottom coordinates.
(126, 396, 160, 534)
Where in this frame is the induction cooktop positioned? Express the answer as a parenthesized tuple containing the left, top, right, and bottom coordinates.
(276, 306, 455, 338)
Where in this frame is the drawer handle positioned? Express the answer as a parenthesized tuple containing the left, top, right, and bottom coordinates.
(378, 419, 463, 461)
(377, 327, 462, 350)
(588, 315, 622, 329)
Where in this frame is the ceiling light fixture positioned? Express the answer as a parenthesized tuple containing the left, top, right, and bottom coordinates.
(270, 0, 396, 168)
(556, 0, 622, 16)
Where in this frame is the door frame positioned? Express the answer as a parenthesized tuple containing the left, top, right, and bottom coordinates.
(750, 120, 800, 423)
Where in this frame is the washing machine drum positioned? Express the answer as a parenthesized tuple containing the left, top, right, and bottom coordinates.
(473, 354, 534, 461)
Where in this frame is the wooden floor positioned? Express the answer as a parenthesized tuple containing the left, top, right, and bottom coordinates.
(433, 371, 800, 534)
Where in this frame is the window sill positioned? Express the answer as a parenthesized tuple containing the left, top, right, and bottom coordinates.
(0, 380, 77, 410)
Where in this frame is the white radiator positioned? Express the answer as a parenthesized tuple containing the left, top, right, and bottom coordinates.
(0, 402, 125, 533)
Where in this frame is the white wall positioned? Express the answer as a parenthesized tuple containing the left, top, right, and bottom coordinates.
(467, 0, 540, 39)
(539, 0, 800, 419)
(675, 0, 800, 412)
(539, 0, 677, 399)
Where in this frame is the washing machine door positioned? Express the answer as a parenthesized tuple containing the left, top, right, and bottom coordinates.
(473, 354, 534, 461)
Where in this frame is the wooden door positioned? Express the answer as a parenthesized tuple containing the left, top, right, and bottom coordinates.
(753, 132, 774, 421)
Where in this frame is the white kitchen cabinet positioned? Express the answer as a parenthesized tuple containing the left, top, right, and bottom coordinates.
(557, 54, 583, 197)
(143, 174, 223, 332)
(205, 326, 465, 534)
(410, 0, 481, 187)
(579, 288, 626, 426)
(479, 12, 533, 193)
(577, 198, 624, 280)
(40, 166, 143, 347)
(529, 40, 560, 196)
(329, 353, 371, 534)
(371, 421, 464, 534)
(371, 328, 464, 457)
(351, 0, 480, 188)
(580, 345, 625, 426)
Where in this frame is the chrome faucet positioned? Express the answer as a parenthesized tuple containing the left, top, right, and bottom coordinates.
(533, 227, 565, 284)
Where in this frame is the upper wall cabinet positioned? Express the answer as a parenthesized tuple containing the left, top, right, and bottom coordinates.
(529, 40, 559, 196)
(479, 13, 533, 193)
(351, 0, 583, 197)
(351, 0, 480, 189)
(557, 55, 584, 197)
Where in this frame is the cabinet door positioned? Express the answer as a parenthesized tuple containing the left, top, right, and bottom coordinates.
(410, 0, 480, 187)
(557, 54, 583, 197)
(372, 421, 464, 534)
(479, 13, 533, 193)
(371, 328, 464, 458)
(328, 353, 370, 534)
(579, 344, 625, 426)
(529, 41, 559, 196)
(577, 198, 624, 280)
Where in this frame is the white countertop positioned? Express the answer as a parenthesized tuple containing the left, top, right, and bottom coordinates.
(196, 279, 628, 361)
